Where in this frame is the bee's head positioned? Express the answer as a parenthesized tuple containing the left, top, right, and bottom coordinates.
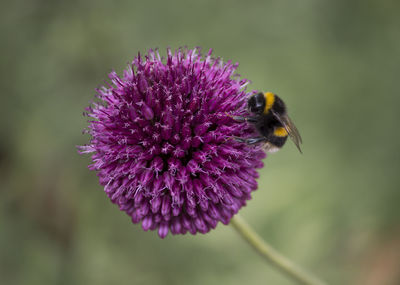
(248, 92, 266, 115)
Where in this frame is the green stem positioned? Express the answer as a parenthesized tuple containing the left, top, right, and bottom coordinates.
(230, 214, 328, 285)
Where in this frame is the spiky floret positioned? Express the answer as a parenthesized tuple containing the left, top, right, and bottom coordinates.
(78, 48, 265, 238)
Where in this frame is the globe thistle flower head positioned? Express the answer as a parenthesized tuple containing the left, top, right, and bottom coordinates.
(79, 48, 265, 238)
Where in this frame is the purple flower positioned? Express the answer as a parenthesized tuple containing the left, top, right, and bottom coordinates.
(78, 48, 265, 238)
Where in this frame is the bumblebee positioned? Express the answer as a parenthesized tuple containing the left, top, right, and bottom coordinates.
(232, 92, 302, 153)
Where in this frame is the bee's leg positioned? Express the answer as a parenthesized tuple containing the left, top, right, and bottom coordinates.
(233, 136, 266, 145)
(230, 115, 259, 123)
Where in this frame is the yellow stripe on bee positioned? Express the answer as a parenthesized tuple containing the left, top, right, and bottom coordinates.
(263, 92, 275, 114)
(274, 127, 288, 137)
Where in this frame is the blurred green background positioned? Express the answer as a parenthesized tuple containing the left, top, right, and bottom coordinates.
(1, 0, 400, 284)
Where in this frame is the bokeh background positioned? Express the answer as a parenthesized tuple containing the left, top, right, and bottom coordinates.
(1, 0, 399, 284)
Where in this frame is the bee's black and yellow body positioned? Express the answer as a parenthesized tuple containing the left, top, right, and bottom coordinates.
(233, 92, 302, 153)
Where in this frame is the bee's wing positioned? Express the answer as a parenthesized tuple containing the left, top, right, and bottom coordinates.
(272, 110, 303, 153)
